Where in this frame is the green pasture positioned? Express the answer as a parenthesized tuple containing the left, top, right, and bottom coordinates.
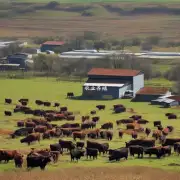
(0, 78, 180, 172)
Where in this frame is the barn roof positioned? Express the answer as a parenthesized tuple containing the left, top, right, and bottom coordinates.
(88, 68, 141, 77)
(42, 41, 65, 46)
(136, 87, 169, 95)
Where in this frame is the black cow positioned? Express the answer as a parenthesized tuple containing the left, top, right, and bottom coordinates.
(4, 111, 12, 116)
(137, 119, 149, 124)
(168, 114, 177, 119)
(101, 122, 113, 130)
(116, 119, 134, 125)
(144, 147, 164, 159)
(92, 116, 100, 123)
(5, 98, 12, 104)
(87, 141, 108, 155)
(76, 142, 84, 149)
(86, 148, 98, 159)
(109, 148, 128, 161)
(50, 144, 62, 153)
(163, 138, 180, 146)
(54, 103, 60, 107)
(60, 107, 68, 112)
(114, 107, 126, 113)
(26, 154, 52, 170)
(90, 110, 96, 115)
(35, 100, 44, 105)
(70, 149, 84, 162)
(174, 142, 180, 153)
(167, 126, 174, 132)
(100, 131, 113, 141)
(59, 139, 75, 152)
(11, 127, 34, 138)
(126, 139, 155, 148)
(96, 105, 105, 110)
(44, 102, 51, 107)
(154, 121, 161, 127)
(67, 92, 74, 98)
(14, 153, 23, 168)
(129, 145, 144, 158)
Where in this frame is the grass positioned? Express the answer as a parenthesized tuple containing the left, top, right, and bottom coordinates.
(0, 77, 180, 172)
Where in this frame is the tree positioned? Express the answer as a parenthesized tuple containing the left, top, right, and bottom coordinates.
(173, 81, 180, 95)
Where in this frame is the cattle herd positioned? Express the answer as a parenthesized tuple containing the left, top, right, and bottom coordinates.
(0, 98, 179, 170)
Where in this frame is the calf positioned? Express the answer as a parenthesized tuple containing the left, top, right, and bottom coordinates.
(129, 145, 144, 158)
(5, 98, 12, 104)
(96, 105, 105, 110)
(4, 111, 12, 116)
(119, 130, 124, 139)
(54, 102, 60, 107)
(14, 153, 23, 168)
(70, 149, 84, 162)
(145, 128, 151, 137)
(86, 148, 98, 159)
(90, 110, 96, 115)
(67, 92, 74, 98)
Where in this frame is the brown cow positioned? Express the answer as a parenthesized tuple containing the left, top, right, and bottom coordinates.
(34, 126, 47, 133)
(131, 131, 138, 139)
(145, 128, 151, 137)
(73, 131, 86, 141)
(20, 133, 40, 145)
(25, 121, 36, 128)
(126, 124, 135, 130)
(14, 153, 24, 168)
(101, 122, 113, 129)
(152, 130, 162, 140)
(119, 130, 124, 138)
(0, 150, 18, 163)
(17, 121, 24, 127)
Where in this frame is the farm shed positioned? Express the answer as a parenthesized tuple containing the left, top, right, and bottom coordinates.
(151, 98, 179, 107)
(40, 41, 65, 52)
(7, 53, 30, 68)
(134, 87, 171, 102)
(82, 68, 144, 99)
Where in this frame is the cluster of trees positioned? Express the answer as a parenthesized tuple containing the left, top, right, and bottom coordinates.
(164, 65, 180, 95)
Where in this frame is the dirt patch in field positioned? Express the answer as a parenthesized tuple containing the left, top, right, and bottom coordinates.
(0, 167, 180, 180)
(0, 129, 13, 135)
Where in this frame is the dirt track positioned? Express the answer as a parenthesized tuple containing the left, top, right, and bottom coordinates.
(0, 167, 180, 180)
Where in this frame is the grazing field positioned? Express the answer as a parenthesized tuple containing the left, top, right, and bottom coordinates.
(0, 78, 180, 172)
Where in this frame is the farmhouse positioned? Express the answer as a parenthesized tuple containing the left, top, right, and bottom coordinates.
(82, 68, 144, 99)
(40, 41, 65, 52)
(134, 87, 171, 102)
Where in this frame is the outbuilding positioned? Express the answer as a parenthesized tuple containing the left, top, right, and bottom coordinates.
(134, 87, 171, 102)
(82, 68, 144, 99)
(40, 41, 65, 52)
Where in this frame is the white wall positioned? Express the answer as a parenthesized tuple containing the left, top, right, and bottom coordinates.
(133, 74, 144, 97)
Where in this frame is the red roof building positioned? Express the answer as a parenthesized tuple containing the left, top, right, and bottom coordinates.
(136, 87, 169, 95)
(88, 68, 141, 77)
(40, 41, 65, 52)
